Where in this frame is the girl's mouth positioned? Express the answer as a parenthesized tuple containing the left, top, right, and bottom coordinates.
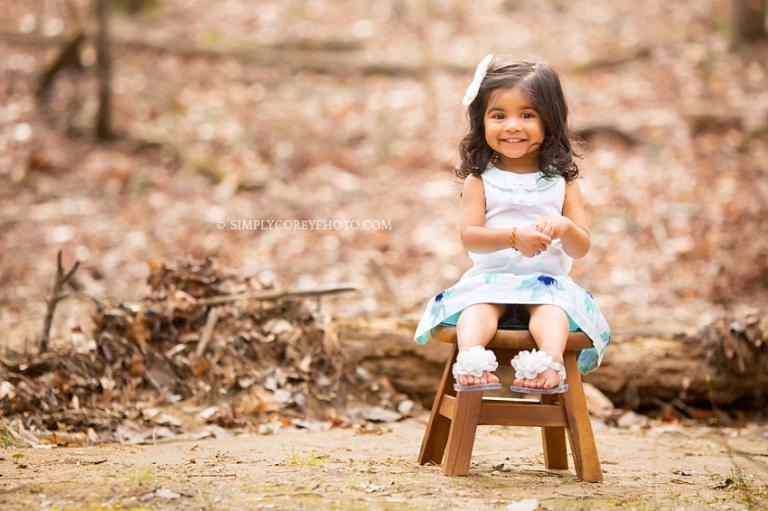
(501, 138, 526, 143)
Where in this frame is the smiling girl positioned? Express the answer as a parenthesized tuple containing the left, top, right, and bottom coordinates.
(413, 55, 610, 394)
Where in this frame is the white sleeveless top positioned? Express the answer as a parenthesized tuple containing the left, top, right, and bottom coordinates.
(461, 164, 573, 280)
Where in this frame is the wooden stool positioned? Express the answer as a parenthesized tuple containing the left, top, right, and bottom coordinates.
(417, 325, 603, 482)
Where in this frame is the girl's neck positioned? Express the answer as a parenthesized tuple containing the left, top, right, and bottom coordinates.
(494, 153, 540, 174)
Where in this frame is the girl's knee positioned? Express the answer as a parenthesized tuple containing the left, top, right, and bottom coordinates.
(460, 303, 506, 322)
(456, 303, 506, 347)
(467, 303, 506, 317)
(528, 304, 567, 319)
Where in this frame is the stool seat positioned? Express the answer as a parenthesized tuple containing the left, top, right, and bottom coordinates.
(430, 325, 594, 350)
(418, 326, 603, 482)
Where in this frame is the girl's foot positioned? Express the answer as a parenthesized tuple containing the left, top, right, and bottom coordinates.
(512, 362, 562, 390)
(457, 371, 501, 387)
(452, 345, 502, 391)
(509, 349, 567, 393)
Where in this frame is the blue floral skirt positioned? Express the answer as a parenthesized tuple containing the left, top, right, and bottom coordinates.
(413, 272, 610, 374)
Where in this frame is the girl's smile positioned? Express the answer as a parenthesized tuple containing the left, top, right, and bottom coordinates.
(483, 87, 544, 173)
(500, 136, 527, 145)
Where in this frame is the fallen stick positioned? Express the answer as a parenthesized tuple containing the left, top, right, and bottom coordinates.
(195, 307, 221, 358)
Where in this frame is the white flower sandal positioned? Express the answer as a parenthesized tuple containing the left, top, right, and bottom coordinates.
(452, 346, 503, 392)
(509, 349, 569, 395)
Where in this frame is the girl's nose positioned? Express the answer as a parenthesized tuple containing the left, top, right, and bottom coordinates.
(504, 119, 521, 131)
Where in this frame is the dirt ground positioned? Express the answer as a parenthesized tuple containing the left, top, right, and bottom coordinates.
(2, 415, 767, 511)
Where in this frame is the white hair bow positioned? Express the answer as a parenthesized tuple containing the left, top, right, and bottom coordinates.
(462, 54, 493, 107)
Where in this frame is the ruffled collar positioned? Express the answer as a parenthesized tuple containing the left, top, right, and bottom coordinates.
(481, 164, 560, 191)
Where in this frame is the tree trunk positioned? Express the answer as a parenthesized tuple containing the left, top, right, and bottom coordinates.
(732, 0, 768, 45)
(95, 0, 113, 140)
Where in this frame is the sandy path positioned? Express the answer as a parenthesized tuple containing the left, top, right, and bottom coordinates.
(2, 416, 767, 510)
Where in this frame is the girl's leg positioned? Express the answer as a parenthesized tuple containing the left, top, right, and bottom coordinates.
(455, 303, 506, 386)
(514, 304, 569, 389)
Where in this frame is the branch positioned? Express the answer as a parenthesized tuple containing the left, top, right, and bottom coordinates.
(195, 306, 221, 358)
(39, 251, 80, 354)
(0, 30, 415, 76)
(571, 46, 652, 73)
(35, 30, 85, 102)
(194, 286, 358, 306)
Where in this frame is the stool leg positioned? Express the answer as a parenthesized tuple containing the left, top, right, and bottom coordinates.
(561, 351, 603, 482)
(541, 394, 568, 470)
(418, 344, 457, 465)
(442, 390, 482, 476)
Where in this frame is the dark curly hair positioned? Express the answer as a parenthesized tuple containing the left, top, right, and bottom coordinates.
(457, 57, 580, 181)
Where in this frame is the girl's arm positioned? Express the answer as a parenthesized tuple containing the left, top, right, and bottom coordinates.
(560, 180, 591, 257)
(534, 180, 591, 258)
(460, 175, 551, 255)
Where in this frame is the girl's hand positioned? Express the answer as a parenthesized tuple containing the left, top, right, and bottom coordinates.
(514, 227, 551, 258)
(533, 216, 572, 240)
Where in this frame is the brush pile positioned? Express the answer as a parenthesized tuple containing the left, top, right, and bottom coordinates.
(0, 259, 412, 445)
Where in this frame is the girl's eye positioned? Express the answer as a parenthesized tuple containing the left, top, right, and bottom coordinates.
(522, 112, 536, 119)
(491, 113, 505, 120)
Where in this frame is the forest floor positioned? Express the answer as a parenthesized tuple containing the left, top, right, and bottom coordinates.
(2, 416, 767, 511)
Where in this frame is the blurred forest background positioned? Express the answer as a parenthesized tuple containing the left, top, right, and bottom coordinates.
(1, 0, 767, 430)
(2, 3, 768, 509)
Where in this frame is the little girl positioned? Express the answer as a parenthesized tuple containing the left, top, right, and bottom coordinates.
(414, 55, 610, 394)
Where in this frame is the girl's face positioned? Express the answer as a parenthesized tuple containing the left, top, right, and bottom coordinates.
(483, 86, 544, 172)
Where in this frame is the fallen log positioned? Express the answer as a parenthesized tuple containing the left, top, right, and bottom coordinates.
(583, 333, 767, 412)
(0, 30, 423, 77)
(335, 309, 768, 413)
